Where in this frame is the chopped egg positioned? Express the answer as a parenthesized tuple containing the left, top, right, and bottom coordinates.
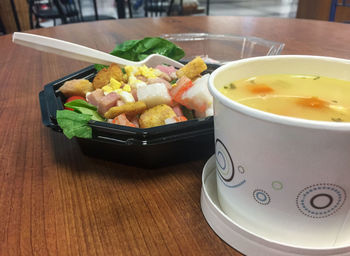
(102, 86, 114, 94)
(122, 74, 128, 81)
(139, 65, 157, 78)
(124, 65, 140, 77)
(128, 75, 141, 86)
(103, 88, 122, 96)
(123, 84, 131, 92)
(102, 78, 122, 93)
(110, 78, 122, 89)
(128, 75, 147, 89)
(119, 91, 135, 103)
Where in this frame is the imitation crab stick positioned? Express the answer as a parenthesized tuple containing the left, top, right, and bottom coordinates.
(112, 113, 136, 127)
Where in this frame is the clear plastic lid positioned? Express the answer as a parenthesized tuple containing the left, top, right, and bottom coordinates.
(161, 33, 285, 65)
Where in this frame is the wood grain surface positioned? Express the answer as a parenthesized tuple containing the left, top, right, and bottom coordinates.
(1, 16, 350, 256)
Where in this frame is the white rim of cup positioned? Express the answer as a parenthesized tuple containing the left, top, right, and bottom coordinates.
(208, 55, 350, 131)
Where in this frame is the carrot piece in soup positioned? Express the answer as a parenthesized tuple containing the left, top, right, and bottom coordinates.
(297, 97, 328, 109)
(247, 84, 274, 94)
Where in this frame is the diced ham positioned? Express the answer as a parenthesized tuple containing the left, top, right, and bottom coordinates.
(148, 77, 172, 90)
(86, 88, 104, 107)
(158, 71, 172, 82)
(172, 104, 184, 117)
(131, 89, 138, 101)
(156, 65, 177, 79)
(98, 92, 119, 115)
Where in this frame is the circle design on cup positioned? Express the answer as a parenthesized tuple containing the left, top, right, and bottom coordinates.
(253, 189, 271, 205)
(272, 181, 283, 190)
(310, 194, 333, 209)
(215, 139, 234, 182)
(238, 165, 245, 174)
(296, 184, 346, 218)
(217, 151, 227, 173)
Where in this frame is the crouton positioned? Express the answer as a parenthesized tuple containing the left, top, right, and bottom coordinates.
(176, 56, 207, 80)
(139, 104, 176, 128)
(104, 101, 147, 119)
(59, 79, 94, 97)
(137, 83, 172, 108)
(92, 63, 124, 89)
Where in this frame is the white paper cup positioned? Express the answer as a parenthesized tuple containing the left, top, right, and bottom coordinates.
(208, 55, 350, 248)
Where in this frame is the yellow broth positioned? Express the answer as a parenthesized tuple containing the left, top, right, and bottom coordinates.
(219, 74, 350, 122)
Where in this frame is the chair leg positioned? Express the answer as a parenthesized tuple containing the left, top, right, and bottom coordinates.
(329, 0, 337, 21)
(145, 0, 148, 17)
(35, 17, 41, 28)
(127, 0, 133, 18)
(28, 3, 34, 29)
(206, 0, 209, 15)
(9, 0, 21, 31)
(167, 0, 174, 16)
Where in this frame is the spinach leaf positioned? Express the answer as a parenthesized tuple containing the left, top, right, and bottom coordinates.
(95, 37, 185, 71)
(56, 100, 107, 139)
(94, 64, 109, 72)
(64, 100, 105, 122)
(56, 110, 92, 139)
(180, 105, 195, 120)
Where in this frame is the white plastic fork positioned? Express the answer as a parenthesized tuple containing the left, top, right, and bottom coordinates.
(12, 32, 184, 68)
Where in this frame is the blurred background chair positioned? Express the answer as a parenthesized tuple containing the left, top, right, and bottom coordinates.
(55, 0, 81, 22)
(0, 16, 6, 35)
(78, 0, 120, 21)
(28, 0, 80, 29)
(329, 0, 350, 21)
(143, 0, 206, 17)
(144, 0, 172, 16)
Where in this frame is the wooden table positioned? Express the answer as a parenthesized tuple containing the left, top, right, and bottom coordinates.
(1, 16, 350, 255)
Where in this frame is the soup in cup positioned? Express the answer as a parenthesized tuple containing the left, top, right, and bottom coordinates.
(208, 55, 350, 248)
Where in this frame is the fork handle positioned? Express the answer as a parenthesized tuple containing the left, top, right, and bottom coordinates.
(12, 32, 137, 66)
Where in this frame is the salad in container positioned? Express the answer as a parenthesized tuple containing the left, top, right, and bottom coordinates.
(39, 35, 284, 167)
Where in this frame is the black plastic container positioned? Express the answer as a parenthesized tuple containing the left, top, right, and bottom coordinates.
(39, 65, 215, 168)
